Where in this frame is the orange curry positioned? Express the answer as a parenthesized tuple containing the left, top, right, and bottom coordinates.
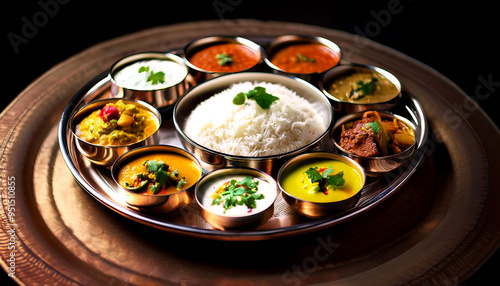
(271, 43, 340, 74)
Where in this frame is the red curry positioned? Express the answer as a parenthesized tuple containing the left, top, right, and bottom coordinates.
(271, 43, 340, 74)
(189, 43, 260, 73)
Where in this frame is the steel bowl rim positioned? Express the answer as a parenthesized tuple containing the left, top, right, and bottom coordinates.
(195, 166, 278, 219)
(319, 62, 402, 105)
(277, 151, 366, 205)
(69, 98, 162, 149)
(264, 34, 342, 75)
(172, 71, 334, 161)
(109, 52, 189, 92)
(110, 144, 203, 199)
(331, 110, 418, 161)
(183, 35, 266, 74)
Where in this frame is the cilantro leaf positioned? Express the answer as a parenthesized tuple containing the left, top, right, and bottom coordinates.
(364, 121, 382, 135)
(210, 176, 264, 214)
(321, 166, 334, 178)
(138, 66, 150, 73)
(215, 53, 233, 66)
(296, 53, 316, 62)
(327, 171, 345, 187)
(236, 176, 259, 189)
(232, 86, 279, 110)
(232, 92, 246, 105)
(349, 78, 378, 100)
(147, 71, 165, 85)
(145, 160, 164, 172)
(155, 169, 169, 189)
(304, 167, 323, 184)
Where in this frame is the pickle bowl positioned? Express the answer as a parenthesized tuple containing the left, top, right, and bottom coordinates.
(195, 167, 278, 230)
(330, 110, 418, 176)
(183, 36, 266, 83)
(277, 152, 366, 219)
(109, 52, 192, 109)
(111, 144, 203, 211)
(319, 63, 402, 114)
(69, 98, 161, 167)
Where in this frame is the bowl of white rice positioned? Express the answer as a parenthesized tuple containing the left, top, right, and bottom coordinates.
(173, 72, 333, 176)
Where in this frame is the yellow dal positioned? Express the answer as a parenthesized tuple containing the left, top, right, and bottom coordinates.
(280, 159, 362, 203)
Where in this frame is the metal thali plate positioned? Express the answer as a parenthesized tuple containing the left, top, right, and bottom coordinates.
(57, 47, 428, 241)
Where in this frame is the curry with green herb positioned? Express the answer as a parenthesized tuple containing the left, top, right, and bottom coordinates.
(117, 153, 201, 195)
(280, 159, 362, 203)
(75, 100, 158, 146)
(327, 70, 399, 103)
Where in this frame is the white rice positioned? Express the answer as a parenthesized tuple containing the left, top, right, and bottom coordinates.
(184, 81, 326, 157)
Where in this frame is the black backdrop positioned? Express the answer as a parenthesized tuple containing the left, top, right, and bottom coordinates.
(3, 0, 499, 285)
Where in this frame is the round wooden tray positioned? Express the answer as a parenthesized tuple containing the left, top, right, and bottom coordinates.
(1, 20, 499, 285)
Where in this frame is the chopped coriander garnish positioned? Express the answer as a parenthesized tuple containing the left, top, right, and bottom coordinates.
(138, 66, 165, 85)
(138, 66, 150, 73)
(297, 53, 316, 62)
(232, 86, 279, 109)
(349, 78, 378, 100)
(304, 167, 345, 194)
(364, 120, 383, 135)
(123, 159, 186, 194)
(147, 71, 165, 85)
(210, 176, 264, 214)
(216, 53, 234, 66)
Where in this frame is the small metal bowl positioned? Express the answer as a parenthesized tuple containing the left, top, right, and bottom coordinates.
(331, 110, 418, 175)
(195, 167, 278, 230)
(111, 145, 202, 210)
(264, 35, 341, 83)
(173, 72, 333, 177)
(319, 63, 402, 114)
(183, 36, 266, 83)
(70, 98, 161, 166)
(110, 52, 192, 109)
(277, 152, 366, 219)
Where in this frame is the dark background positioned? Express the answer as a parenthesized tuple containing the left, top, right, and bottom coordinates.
(2, 0, 498, 285)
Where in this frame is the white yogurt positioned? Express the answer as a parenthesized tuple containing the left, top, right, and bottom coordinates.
(113, 59, 187, 90)
(198, 174, 276, 217)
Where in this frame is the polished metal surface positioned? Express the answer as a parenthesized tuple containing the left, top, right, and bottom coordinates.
(195, 167, 278, 230)
(173, 72, 334, 177)
(277, 152, 366, 218)
(1, 20, 498, 285)
(183, 36, 267, 83)
(331, 109, 419, 175)
(111, 144, 202, 209)
(319, 63, 402, 113)
(110, 52, 193, 109)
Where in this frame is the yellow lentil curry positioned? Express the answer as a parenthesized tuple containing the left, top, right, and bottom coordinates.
(75, 100, 158, 146)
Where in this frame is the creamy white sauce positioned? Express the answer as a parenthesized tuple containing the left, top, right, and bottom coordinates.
(198, 174, 276, 217)
(113, 59, 187, 90)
